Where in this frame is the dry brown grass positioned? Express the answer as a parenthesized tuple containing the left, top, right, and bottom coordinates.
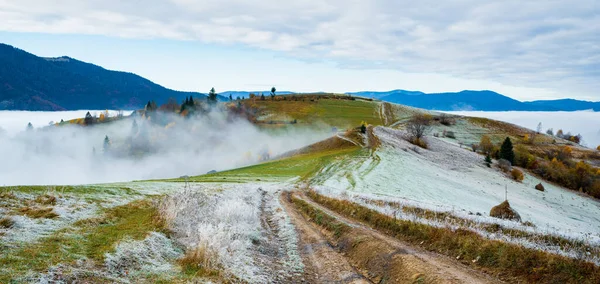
(281, 135, 358, 158)
(307, 190, 600, 283)
(34, 194, 57, 205)
(0, 191, 16, 199)
(0, 217, 15, 228)
(18, 206, 59, 219)
(178, 243, 224, 279)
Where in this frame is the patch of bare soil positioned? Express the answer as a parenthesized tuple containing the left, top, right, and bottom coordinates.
(280, 192, 370, 283)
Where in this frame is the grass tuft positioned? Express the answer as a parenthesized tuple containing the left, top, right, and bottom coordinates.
(18, 206, 59, 219)
(178, 243, 222, 278)
(0, 217, 15, 228)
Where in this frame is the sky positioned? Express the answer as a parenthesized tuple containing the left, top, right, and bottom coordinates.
(0, 0, 599, 101)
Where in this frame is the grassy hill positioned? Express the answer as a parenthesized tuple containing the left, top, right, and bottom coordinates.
(2, 97, 600, 282)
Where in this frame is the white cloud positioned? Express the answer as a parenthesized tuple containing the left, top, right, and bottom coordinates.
(0, 0, 598, 99)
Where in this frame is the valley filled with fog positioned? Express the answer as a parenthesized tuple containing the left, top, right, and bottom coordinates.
(448, 111, 600, 147)
(0, 110, 329, 185)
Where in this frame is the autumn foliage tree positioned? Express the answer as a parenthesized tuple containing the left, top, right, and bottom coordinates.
(479, 135, 494, 155)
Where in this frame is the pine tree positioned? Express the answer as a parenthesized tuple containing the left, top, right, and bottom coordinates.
(229, 94, 233, 101)
(84, 112, 93, 125)
(270, 87, 276, 100)
(208, 87, 218, 105)
(26, 122, 33, 131)
(485, 154, 492, 167)
(189, 96, 194, 106)
(103, 135, 110, 153)
(499, 137, 515, 165)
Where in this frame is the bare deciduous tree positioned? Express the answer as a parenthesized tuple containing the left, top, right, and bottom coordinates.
(406, 114, 431, 141)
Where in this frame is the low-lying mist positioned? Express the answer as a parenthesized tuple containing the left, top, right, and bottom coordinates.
(0, 111, 330, 186)
(447, 110, 600, 147)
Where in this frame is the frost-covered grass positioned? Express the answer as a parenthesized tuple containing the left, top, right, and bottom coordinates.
(159, 182, 303, 283)
(306, 189, 600, 283)
(0, 181, 189, 283)
(316, 186, 600, 264)
(312, 126, 600, 262)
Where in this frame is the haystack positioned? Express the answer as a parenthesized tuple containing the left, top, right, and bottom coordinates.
(490, 200, 521, 221)
(535, 183, 545, 192)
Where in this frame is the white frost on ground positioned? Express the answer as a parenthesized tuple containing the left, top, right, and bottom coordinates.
(0, 182, 185, 248)
(105, 232, 183, 277)
(318, 126, 600, 246)
(159, 182, 303, 283)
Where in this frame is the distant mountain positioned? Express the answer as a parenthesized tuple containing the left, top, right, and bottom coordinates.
(348, 90, 599, 111)
(523, 99, 600, 111)
(0, 43, 214, 111)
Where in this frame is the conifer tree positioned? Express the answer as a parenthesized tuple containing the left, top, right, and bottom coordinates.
(84, 112, 93, 125)
(499, 137, 515, 165)
(208, 87, 218, 105)
(485, 154, 492, 167)
(103, 135, 110, 153)
(26, 122, 33, 131)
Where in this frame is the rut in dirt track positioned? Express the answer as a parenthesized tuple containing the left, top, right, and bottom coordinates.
(252, 188, 305, 283)
(280, 192, 372, 284)
(285, 191, 504, 284)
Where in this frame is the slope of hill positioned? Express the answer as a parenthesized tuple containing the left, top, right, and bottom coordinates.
(0, 43, 207, 110)
(348, 89, 600, 111)
(2, 97, 600, 282)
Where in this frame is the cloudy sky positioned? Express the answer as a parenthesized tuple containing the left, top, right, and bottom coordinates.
(1, 0, 598, 101)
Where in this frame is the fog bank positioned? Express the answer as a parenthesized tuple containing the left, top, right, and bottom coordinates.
(0, 111, 329, 185)
(447, 111, 600, 147)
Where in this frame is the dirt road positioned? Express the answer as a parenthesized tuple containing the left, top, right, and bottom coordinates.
(283, 191, 504, 284)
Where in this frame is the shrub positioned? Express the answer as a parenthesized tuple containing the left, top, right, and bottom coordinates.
(439, 114, 455, 126)
(479, 135, 494, 155)
(597, 145, 600, 151)
(411, 138, 428, 149)
(511, 168, 524, 182)
(471, 144, 479, 152)
(406, 114, 432, 141)
(498, 159, 511, 172)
